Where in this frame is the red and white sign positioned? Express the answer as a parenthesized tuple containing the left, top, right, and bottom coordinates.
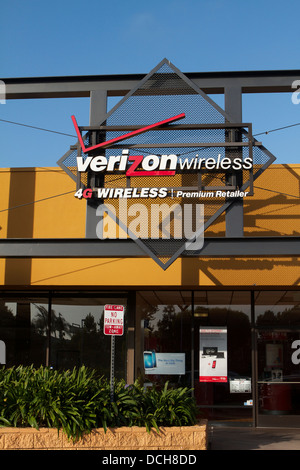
(104, 304, 124, 336)
(199, 327, 227, 383)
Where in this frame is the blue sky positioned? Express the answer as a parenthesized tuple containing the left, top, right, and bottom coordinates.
(0, 0, 299, 168)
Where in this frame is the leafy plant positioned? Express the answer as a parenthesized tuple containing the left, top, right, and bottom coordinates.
(0, 366, 197, 441)
(128, 381, 198, 432)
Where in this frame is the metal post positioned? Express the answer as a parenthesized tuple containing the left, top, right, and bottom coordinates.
(46, 291, 52, 367)
(127, 291, 136, 384)
(110, 335, 115, 402)
(225, 86, 244, 237)
(251, 290, 258, 427)
(86, 89, 107, 238)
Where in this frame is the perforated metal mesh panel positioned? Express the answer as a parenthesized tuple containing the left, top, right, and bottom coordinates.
(57, 59, 276, 269)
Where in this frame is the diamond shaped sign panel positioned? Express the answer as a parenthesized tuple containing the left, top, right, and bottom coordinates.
(57, 59, 276, 270)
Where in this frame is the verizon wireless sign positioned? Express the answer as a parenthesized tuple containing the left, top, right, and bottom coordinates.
(104, 305, 124, 336)
(76, 149, 253, 176)
(73, 112, 253, 179)
(57, 58, 276, 270)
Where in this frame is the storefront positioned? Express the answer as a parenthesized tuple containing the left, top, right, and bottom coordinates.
(1, 59, 300, 428)
(1, 287, 300, 428)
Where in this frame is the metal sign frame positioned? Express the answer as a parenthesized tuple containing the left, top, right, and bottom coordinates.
(56, 59, 276, 269)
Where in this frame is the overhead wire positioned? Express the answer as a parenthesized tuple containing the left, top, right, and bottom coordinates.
(0, 118, 76, 138)
(0, 116, 299, 214)
(0, 190, 75, 213)
(1, 116, 300, 140)
(253, 122, 300, 137)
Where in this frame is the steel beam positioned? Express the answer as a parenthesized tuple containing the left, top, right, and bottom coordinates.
(0, 237, 299, 258)
(4, 69, 300, 99)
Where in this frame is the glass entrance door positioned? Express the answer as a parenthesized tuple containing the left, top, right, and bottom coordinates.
(255, 290, 300, 427)
(135, 290, 253, 426)
(257, 330, 300, 427)
(193, 291, 253, 425)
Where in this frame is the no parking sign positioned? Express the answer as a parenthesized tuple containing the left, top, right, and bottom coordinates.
(104, 304, 124, 336)
(104, 304, 125, 402)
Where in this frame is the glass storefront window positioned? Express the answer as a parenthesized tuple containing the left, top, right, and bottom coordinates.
(3, 288, 300, 427)
(255, 290, 300, 426)
(255, 291, 300, 327)
(0, 293, 128, 381)
(257, 330, 300, 426)
(50, 296, 127, 379)
(136, 291, 192, 389)
(0, 296, 49, 367)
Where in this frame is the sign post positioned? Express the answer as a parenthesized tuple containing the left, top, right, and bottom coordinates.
(110, 335, 115, 402)
(104, 305, 124, 402)
(0, 340, 6, 365)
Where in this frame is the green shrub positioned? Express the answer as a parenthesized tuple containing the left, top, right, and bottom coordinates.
(0, 365, 197, 441)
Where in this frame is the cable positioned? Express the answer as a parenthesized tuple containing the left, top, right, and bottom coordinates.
(0, 118, 76, 138)
(0, 190, 74, 213)
(253, 122, 300, 137)
(0, 118, 298, 214)
(252, 185, 300, 199)
(0, 177, 299, 216)
(1, 116, 300, 140)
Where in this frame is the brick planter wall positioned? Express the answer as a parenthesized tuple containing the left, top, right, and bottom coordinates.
(0, 420, 207, 450)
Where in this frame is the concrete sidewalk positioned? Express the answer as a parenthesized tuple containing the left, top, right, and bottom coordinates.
(209, 426, 300, 450)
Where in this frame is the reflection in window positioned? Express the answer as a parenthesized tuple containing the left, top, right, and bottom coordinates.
(49, 298, 127, 379)
(255, 291, 300, 327)
(0, 295, 128, 380)
(0, 298, 48, 367)
(136, 291, 192, 388)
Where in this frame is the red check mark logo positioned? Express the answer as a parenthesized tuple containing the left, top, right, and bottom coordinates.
(71, 113, 185, 153)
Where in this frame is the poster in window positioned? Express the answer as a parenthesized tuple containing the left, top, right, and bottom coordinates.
(266, 343, 283, 367)
(199, 327, 227, 382)
(144, 352, 185, 375)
